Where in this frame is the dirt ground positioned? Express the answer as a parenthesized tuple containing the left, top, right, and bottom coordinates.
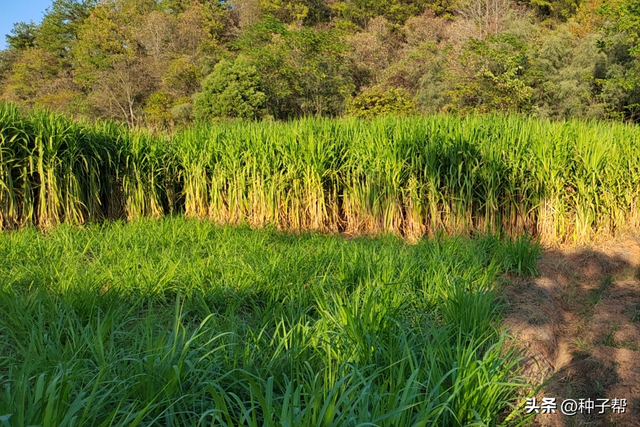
(503, 237, 640, 427)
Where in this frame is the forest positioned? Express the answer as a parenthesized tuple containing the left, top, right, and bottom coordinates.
(1, 0, 640, 128)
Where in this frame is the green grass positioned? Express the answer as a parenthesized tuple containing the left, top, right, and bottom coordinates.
(494, 234, 541, 277)
(3, 103, 640, 245)
(0, 218, 536, 426)
(630, 304, 640, 322)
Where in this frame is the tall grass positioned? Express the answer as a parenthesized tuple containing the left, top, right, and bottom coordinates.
(3, 102, 640, 244)
(0, 219, 535, 426)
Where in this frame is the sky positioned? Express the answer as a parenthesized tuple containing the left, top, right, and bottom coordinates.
(0, 0, 53, 50)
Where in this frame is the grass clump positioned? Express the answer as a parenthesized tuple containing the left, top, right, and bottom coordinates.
(498, 234, 542, 277)
(0, 218, 534, 426)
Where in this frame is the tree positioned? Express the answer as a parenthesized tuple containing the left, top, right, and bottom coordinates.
(528, 30, 606, 119)
(0, 0, 627, 125)
(1, 49, 59, 103)
(346, 17, 405, 88)
(37, 0, 97, 59)
(521, 0, 583, 21)
(446, 34, 533, 113)
(136, 10, 176, 58)
(144, 90, 176, 128)
(329, 0, 432, 26)
(597, 0, 640, 121)
(258, 0, 331, 25)
(457, 0, 512, 37)
(194, 57, 266, 120)
(231, 0, 262, 28)
(0, 49, 19, 89)
(347, 86, 415, 117)
(89, 56, 157, 126)
(5, 22, 38, 51)
(175, 1, 223, 54)
(234, 17, 354, 119)
(72, 2, 138, 77)
(163, 57, 202, 96)
(1, 48, 82, 112)
(388, 12, 447, 91)
(600, 0, 640, 52)
(71, 0, 161, 124)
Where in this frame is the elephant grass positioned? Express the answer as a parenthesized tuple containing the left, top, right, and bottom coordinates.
(3, 102, 640, 245)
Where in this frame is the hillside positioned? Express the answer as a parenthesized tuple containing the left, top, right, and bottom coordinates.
(1, 0, 639, 128)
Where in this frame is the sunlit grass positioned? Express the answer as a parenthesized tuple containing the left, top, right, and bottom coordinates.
(4, 103, 639, 244)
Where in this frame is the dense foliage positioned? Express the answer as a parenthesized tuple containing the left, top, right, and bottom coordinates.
(2, 0, 640, 126)
(0, 219, 539, 425)
(3, 103, 640, 245)
(193, 57, 266, 120)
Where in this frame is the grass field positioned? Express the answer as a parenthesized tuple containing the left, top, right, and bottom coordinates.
(4, 102, 629, 425)
(3, 103, 640, 245)
(0, 218, 540, 426)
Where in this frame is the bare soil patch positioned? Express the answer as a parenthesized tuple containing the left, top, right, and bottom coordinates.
(504, 238, 640, 427)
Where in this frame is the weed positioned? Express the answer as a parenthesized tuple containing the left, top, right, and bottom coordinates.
(574, 337, 591, 352)
(499, 234, 542, 277)
(598, 322, 622, 348)
(579, 275, 614, 317)
(630, 303, 640, 322)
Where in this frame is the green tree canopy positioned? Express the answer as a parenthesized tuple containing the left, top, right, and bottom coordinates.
(194, 56, 267, 120)
(5, 22, 38, 51)
(37, 0, 97, 59)
(234, 17, 354, 119)
(598, 0, 640, 120)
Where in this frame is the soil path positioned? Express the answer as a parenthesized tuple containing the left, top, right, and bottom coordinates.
(504, 238, 640, 427)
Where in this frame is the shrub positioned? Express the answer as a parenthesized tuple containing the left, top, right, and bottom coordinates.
(347, 86, 415, 118)
(193, 57, 267, 121)
(144, 91, 176, 128)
